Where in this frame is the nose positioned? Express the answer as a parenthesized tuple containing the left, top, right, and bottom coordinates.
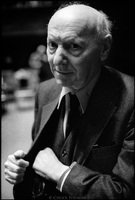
(53, 46, 67, 66)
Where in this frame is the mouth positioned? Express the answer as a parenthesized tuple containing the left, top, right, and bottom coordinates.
(55, 69, 73, 75)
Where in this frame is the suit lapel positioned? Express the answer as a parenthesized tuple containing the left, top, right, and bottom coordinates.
(25, 96, 60, 162)
(73, 67, 118, 164)
(38, 97, 59, 135)
(73, 97, 116, 164)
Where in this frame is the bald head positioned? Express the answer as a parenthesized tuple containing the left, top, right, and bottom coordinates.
(50, 4, 99, 24)
(48, 4, 112, 43)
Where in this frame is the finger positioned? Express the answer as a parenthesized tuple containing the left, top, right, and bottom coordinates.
(5, 168, 24, 184)
(16, 159, 29, 168)
(4, 160, 26, 174)
(14, 150, 26, 159)
(7, 154, 29, 168)
(5, 176, 24, 185)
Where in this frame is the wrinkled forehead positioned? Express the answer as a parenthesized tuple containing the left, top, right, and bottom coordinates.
(48, 18, 89, 39)
(47, 5, 99, 36)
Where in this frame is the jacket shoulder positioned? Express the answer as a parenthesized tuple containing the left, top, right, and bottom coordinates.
(103, 66, 134, 108)
(104, 66, 134, 93)
(39, 78, 59, 91)
(35, 78, 62, 106)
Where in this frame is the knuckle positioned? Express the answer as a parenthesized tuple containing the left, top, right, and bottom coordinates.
(7, 179, 15, 185)
(4, 170, 24, 185)
(5, 176, 10, 182)
(16, 166, 25, 173)
(4, 168, 11, 177)
(5, 173, 8, 179)
(5, 176, 9, 182)
(5, 175, 14, 184)
(4, 163, 13, 172)
(8, 154, 13, 160)
(14, 173, 19, 179)
(4, 168, 8, 174)
(15, 166, 21, 173)
(16, 159, 23, 166)
(4, 161, 8, 168)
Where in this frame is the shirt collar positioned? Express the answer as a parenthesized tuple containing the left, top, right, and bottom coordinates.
(57, 87, 73, 109)
(57, 70, 101, 114)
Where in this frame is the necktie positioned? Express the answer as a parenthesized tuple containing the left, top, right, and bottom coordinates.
(64, 93, 80, 138)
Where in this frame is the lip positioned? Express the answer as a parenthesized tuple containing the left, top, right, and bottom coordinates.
(55, 69, 73, 75)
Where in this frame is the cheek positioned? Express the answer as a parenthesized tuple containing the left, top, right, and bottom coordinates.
(74, 54, 99, 81)
(47, 51, 52, 64)
(47, 53, 53, 69)
(47, 48, 53, 62)
(73, 56, 90, 76)
(76, 66, 89, 84)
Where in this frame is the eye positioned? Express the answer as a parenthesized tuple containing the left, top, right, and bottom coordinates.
(47, 41, 57, 53)
(70, 43, 80, 50)
(68, 43, 83, 56)
(50, 41, 57, 48)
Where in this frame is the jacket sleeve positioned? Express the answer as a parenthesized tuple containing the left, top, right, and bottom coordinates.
(62, 111, 134, 199)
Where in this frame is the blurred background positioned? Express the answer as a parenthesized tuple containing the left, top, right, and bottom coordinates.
(1, 1, 134, 199)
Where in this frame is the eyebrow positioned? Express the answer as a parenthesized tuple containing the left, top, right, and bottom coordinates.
(47, 35, 86, 46)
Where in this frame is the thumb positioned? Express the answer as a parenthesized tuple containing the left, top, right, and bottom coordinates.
(14, 150, 26, 159)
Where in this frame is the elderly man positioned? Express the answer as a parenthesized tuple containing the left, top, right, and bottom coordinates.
(4, 3, 134, 199)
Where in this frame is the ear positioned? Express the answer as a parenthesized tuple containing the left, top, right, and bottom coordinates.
(100, 34, 112, 61)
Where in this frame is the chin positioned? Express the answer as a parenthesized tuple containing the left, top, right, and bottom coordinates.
(56, 78, 73, 88)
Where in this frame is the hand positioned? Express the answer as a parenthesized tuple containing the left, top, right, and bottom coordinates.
(33, 147, 69, 183)
(4, 150, 29, 185)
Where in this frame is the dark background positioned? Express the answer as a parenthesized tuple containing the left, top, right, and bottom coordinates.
(1, 1, 134, 76)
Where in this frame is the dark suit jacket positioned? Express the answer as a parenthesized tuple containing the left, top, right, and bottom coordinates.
(30, 66, 134, 199)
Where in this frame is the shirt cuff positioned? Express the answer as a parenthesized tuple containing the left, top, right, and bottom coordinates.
(56, 161, 77, 192)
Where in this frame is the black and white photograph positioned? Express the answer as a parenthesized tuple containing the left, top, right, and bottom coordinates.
(2, 1, 134, 199)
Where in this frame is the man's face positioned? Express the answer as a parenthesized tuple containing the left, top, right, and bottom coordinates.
(47, 11, 102, 90)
